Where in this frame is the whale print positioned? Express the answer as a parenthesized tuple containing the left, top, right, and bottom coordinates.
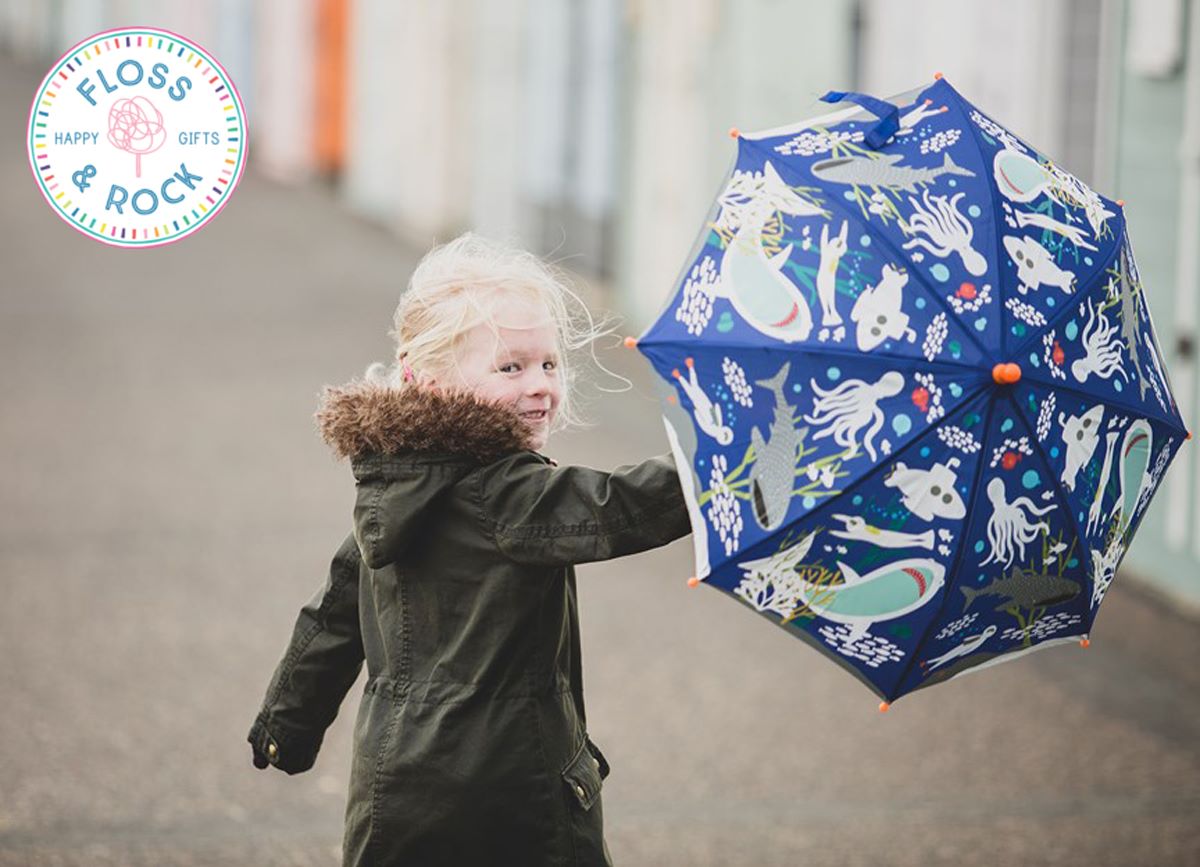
(962, 569, 1081, 613)
(811, 151, 974, 191)
(748, 362, 807, 530)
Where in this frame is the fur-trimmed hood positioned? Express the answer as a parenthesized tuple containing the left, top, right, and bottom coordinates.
(315, 380, 536, 463)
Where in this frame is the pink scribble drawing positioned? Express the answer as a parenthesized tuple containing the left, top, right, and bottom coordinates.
(107, 97, 166, 178)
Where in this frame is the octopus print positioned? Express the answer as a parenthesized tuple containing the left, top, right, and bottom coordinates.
(979, 477, 1057, 569)
(803, 371, 905, 462)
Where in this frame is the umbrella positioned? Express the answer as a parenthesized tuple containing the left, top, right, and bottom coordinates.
(633, 75, 1190, 709)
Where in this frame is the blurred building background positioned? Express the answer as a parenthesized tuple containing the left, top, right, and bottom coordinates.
(2, 0, 1197, 604)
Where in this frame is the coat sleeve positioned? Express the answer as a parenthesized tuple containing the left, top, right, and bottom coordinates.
(477, 451, 693, 566)
(247, 533, 365, 774)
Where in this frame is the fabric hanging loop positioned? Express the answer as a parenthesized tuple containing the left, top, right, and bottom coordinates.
(820, 90, 900, 149)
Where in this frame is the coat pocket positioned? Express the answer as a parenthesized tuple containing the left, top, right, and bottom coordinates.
(562, 735, 608, 810)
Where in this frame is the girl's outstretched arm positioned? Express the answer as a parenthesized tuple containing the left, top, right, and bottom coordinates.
(248, 533, 364, 774)
(477, 452, 692, 566)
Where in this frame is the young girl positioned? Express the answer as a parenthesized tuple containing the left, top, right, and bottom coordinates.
(248, 233, 691, 866)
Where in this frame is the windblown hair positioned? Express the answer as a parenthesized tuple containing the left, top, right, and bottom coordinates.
(362, 233, 617, 436)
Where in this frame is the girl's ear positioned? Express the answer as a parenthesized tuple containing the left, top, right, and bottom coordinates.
(417, 369, 442, 394)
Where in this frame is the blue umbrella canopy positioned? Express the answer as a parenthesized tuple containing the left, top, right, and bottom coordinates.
(636, 76, 1189, 706)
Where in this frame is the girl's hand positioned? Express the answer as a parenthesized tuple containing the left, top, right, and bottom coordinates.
(250, 740, 270, 769)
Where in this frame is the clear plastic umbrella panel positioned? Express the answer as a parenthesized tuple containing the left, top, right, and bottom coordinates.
(636, 76, 1188, 707)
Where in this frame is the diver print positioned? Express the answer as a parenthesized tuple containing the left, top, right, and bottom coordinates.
(921, 625, 997, 674)
(816, 220, 849, 327)
(828, 514, 935, 549)
(672, 357, 734, 445)
(1013, 211, 1098, 251)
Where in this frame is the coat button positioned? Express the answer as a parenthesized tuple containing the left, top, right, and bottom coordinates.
(592, 757, 600, 770)
(267, 742, 278, 760)
(574, 784, 586, 799)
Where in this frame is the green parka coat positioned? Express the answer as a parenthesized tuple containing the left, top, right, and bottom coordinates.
(248, 382, 691, 866)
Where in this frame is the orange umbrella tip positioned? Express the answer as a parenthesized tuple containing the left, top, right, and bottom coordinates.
(1080, 638, 1091, 648)
(687, 576, 700, 588)
(878, 701, 891, 713)
(1116, 199, 1125, 207)
(729, 126, 741, 139)
(934, 71, 944, 80)
(623, 335, 637, 349)
(992, 362, 1022, 385)
(685, 356, 695, 368)
(666, 394, 677, 404)
(1187, 430, 1193, 441)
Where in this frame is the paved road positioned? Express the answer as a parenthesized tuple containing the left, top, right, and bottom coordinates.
(2, 53, 1199, 867)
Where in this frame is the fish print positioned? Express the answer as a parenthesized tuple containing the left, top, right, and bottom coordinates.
(992, 148, 1055, 203)
(798, 557, 946, 646)
(1115, 255, 1152, 401)
(811, 151, 975, 192)
(717, 161, 823, 342)
(749, 362, 806, 530)
(961, 568, 1081, 613)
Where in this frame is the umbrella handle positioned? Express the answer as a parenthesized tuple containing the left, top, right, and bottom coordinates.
(819, 90, 900, 149)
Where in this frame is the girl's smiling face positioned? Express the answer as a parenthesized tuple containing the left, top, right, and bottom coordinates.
(438, 295, 562, 450)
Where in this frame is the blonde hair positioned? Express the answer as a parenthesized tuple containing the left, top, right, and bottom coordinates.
(364, 232, 619, 435)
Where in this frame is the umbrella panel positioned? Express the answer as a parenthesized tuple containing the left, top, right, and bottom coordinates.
(639, 77, 1188, 703)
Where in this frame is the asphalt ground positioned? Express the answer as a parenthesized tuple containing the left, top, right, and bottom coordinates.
(2, 53, 1199, 866)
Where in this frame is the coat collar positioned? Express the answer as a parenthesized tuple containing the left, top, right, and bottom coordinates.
(315, 380, 536, 463)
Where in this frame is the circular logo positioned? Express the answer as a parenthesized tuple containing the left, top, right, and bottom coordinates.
(27, 27, 248, 247)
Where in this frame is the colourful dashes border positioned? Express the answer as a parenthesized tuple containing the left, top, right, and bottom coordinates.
(26, 26, 248, 248)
